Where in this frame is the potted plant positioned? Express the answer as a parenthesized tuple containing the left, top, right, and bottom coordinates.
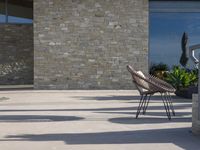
(150, 63, 169, 79)
(165, 66, 198, 98)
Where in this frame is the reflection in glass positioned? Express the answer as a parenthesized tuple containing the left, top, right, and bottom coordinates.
(7, 0, 33, 23)
(150, 13, 200, 69)
(0, 0, 6, 23)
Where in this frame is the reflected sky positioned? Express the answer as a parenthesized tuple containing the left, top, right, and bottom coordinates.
(8, 16, 33, 23)
(0, 14, 33, 23)
(150, 13, 200, 69)
(0, 14, 6, 22)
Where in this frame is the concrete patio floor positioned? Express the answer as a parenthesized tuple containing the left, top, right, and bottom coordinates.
(0, 90, 199, 150)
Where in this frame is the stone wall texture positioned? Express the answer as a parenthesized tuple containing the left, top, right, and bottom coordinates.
(34, 0, 149, 89)
(192, 94, 200, 135)
(192, 58, 200, 135)
(0, 25, 33, 85)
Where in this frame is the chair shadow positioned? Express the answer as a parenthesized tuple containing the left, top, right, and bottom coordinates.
(96, 111, 191, 117)
(0, 115, 84, 122)
(109, 116, 191, 124)
(2, 128, 200, 150)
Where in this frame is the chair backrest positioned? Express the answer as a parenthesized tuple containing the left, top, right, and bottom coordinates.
(127, 65, 176, 93)
(127, 65, 150, 94)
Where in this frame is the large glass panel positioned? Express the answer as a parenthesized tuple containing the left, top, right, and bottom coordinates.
(7, 0, 33, 23)
(150, 2, 200, 69)
(0, 0, 6, 23)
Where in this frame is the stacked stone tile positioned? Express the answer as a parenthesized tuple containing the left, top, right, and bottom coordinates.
(34, 0, 148, 89)
(0, 25, 33, 85)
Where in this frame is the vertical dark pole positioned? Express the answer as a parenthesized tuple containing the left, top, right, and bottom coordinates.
(5, 0, 8, 23)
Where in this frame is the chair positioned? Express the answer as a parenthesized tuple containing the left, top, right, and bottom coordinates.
(127, 65, 176, 120)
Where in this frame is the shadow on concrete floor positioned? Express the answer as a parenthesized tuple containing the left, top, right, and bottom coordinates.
(109, 117, 191, 124)
(0, 115, 84, 122)
(96, 111, 191, 117)
(74, 95, 191, 102)
(2, 128, 200, 150)
(0, 104, 192, 113)
(0, 97, 10, 101)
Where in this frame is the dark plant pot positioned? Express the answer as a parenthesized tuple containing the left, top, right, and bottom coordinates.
(175, 86, 198, 99)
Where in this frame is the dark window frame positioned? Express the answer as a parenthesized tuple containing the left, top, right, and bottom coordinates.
(0, 0, 6, 23)
(150, 0, 200, 13)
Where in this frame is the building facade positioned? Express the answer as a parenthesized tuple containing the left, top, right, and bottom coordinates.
(1, 0, 200, 135)
(0, 0, 149, 89)
(2, 0, 200, 89)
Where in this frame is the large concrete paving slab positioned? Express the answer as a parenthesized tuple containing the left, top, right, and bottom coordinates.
(0, 90, 199, 150)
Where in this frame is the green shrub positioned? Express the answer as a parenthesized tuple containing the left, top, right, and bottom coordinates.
(165, 66, 198, 90)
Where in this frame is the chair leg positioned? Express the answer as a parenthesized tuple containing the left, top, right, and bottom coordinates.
(142, 94, 148, 114)
(165, 93, 172, 120)
(143, 94, 151, 114)
(136, 94, 146, 119)
(164, 93, 172, 119)
(161, 93, 171, 120)
(166, 92, 175, 116)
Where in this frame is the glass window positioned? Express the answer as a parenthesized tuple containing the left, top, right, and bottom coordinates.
(0, 0, 6, 23)
(150, 1, 200, 69)
(0, 0, 33, 24)
(7, 0, 33, 23)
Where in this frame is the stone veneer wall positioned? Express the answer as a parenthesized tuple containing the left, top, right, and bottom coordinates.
(192, 56, 200, 135)
(34, 0, 149, 89)
(192, 94, 200, 135)
(0, 25, 33, 85)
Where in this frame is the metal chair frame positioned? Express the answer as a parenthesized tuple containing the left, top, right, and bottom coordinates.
(127, 65, 176, 120)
